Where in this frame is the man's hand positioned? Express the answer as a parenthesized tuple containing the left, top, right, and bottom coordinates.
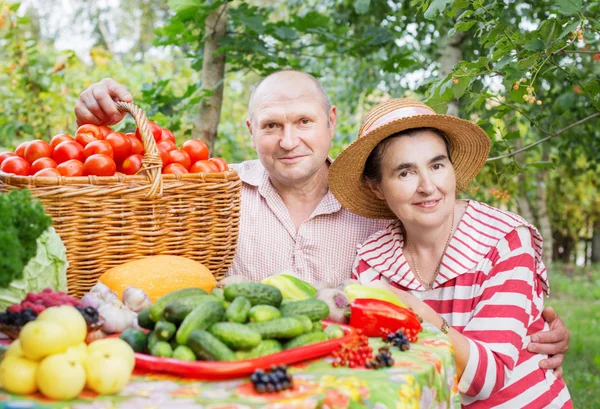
(74, 78, 133, 126)
(527, 306, 570, 378)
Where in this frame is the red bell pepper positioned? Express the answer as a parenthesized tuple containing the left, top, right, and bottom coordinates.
(348, 298, 422, 341)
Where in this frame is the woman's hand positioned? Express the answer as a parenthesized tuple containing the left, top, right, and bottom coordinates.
(74, 78, 133, 126)
(527, 306, 569, 378)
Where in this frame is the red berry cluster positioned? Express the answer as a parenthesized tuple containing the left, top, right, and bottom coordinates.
(8, 288, 82, 315)
(331, 332, 373, 368)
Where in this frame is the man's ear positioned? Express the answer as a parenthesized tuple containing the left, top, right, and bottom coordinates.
(328, 105, 337, 140)
(246, 118, 256, 150)
(366, 180, 385, 201)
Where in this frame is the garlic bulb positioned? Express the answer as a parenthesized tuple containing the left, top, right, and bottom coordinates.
(122, 286, 151, 312)
(99, 303, 134, 333)
(81, 292, 103, 309)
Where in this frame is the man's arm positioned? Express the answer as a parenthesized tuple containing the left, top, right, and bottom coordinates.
(527, 306, 570, 378)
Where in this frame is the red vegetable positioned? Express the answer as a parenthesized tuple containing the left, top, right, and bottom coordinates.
(348, 298, 421, 341)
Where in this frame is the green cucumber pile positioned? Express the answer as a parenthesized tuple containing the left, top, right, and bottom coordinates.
(120, 282, 345, 362)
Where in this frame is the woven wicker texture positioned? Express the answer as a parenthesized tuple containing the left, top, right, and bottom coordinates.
(0, 102, 241, 297)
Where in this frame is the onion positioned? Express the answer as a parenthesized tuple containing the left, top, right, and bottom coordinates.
(312, 281, 334, 291)
(216, 275, 247, 288)
(315, 288, 351, 324)
(122, 286, 151, 312)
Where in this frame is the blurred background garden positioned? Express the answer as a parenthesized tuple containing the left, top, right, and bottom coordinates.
(0, 0, 598, 406)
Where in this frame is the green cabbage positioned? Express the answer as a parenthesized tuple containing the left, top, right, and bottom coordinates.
(0, 227, 68, 310)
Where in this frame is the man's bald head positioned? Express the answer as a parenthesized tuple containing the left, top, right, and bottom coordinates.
(247, 70, 332, 124)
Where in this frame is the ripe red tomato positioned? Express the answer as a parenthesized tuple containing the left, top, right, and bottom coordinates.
(24, 140, 53, 164)
(209, 157, 228, 172)
(105, 132, 132, 163)
(30, 157, 57, 175)
(52, 141, 85, 164)
(83, 154, 116, 176)
(56, 159, 84, 177)
(157, 140, 177, 152)
(84, 140, 114, 159)
(1, 156, 31, 176)
(34, 168, 61, 177)
(190, 160, 219, 173)
(98, 125, 113, 138)
(157, 146, 170, 167)
(182, 140, 209, 163)
(50, 134, 74, 150)
(163, 163, 189, 175)
(135, 121, 162, 142)
(168, 149, 191, 170)
(15, 142, 29, 158)
(126, 133, 144, 156)
(0, 152, 18, 167)
(75, 124, 103, 146)
(120, 154, 143, 175)
(160, 128, 176, 143)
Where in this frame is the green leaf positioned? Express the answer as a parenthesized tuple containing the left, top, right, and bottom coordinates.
(523, 39, 546, 52)
(455, 21, 476, 32)
(424, 0, 452, 20)
(354, 0, 371, 14)
(273, 26, 298, 41)
(453, 77, 470, 99)
(554, 0, 582, 15)
(527, 161, 554, 169)
(517, 55, 539, 70)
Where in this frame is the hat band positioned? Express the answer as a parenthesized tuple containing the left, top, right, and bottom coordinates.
(362, 106, 435, 136)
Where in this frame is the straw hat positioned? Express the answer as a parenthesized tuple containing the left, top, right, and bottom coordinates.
(329, 98, 491, 219)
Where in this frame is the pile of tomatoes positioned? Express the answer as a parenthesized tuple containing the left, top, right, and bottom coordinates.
(0, 122, 228, 177)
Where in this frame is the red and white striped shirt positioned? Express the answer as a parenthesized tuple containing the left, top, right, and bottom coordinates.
(353, 200, 572, 408)
(228, 160, 390, 284)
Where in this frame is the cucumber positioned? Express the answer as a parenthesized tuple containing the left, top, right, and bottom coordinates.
(120, 328, 147, 353)
(235, 339, 283, 360)
(151, 341, 173, 358)
(223, 282, 282, 307)
(175, 301, 225, 345)
(246, 317, 306, 339)
(324, 324, 345, 339)
(279, 298, 329, 321)
(173, 345, 196, 361)
(137, 308, 155, 330)
(155, 320, 177, 341)
(163, 295, 220, 325)
(187, 330, 236, 361)
(211, 288, 225, 300)
(147, 331, 160, 351)
(312, 320, 324, 332)
(225, 296, 252, 323)
(289, 315, 313, 333)
(248, 305, 281, 323)
(208, 322, 262, 350)
(284, 331, 329, 350)
(150, 288, 208, 322)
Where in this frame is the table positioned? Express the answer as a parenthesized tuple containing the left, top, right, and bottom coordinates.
(0, 323, 460, 409)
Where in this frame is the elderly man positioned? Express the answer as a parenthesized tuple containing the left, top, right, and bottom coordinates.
(75, 71, 569, 375)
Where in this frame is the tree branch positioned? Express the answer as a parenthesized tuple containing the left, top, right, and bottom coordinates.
(554, 49, 600, 55)
(487, 112, 600, 162)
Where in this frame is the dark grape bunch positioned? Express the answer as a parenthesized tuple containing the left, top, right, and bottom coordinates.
(365, 346, 395, 369)
(385, 329, 410, 351)
(250, 365, 293, 393)
(75, 305, 100, 325)
(0, 308, 37, 327)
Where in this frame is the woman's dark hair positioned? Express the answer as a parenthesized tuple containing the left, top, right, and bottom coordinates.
(362, 127, 453, 185)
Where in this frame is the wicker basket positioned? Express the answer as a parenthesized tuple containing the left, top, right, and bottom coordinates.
(0, 102, 241, 298)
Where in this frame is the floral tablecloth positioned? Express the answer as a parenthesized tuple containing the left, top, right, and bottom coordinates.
(0, 323, 460, 409)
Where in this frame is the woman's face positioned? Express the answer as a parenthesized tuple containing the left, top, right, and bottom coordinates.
(369, 129, 456, 230)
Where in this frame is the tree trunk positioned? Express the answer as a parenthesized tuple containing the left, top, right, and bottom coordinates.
(513, 134, 535, 223)
(439, 31, 466, 117)
(192, 4, 228, 151)
(535, 147, 553, 271)
(592, 219, 600, 263)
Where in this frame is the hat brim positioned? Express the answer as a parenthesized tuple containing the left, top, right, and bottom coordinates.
(329, 113, 491, 220)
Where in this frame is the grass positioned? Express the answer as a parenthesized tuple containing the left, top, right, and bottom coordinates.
(546, 263, 600, 409)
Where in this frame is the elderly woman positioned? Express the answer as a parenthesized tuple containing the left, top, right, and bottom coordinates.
(329, 99, 572, 408)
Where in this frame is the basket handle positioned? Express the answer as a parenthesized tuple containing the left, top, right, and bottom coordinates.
(115, 101, 163, 199)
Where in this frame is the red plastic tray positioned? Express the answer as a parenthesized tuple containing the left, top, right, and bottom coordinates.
(133, 321, 356, 379)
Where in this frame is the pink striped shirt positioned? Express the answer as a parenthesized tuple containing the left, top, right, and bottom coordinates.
(228, 160, 390, 284)
(353, 200, 572, 408)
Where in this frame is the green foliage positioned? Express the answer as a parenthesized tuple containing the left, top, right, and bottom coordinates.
(0, 189, 52, 288)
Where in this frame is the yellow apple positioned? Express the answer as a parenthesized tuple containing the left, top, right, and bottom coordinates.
(66, 342, 88, 364)
(19, 320, 72, 360)
(87, 338, 135, 371)
(36, 352, 86, 400)
(0, 355, 38, 395)
(84, 349, 132, 395)
(37, 306, 87, 345)
(4, 339, 24, 358)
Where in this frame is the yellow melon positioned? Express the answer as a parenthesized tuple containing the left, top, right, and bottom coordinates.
(98, 256, 216, 302)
